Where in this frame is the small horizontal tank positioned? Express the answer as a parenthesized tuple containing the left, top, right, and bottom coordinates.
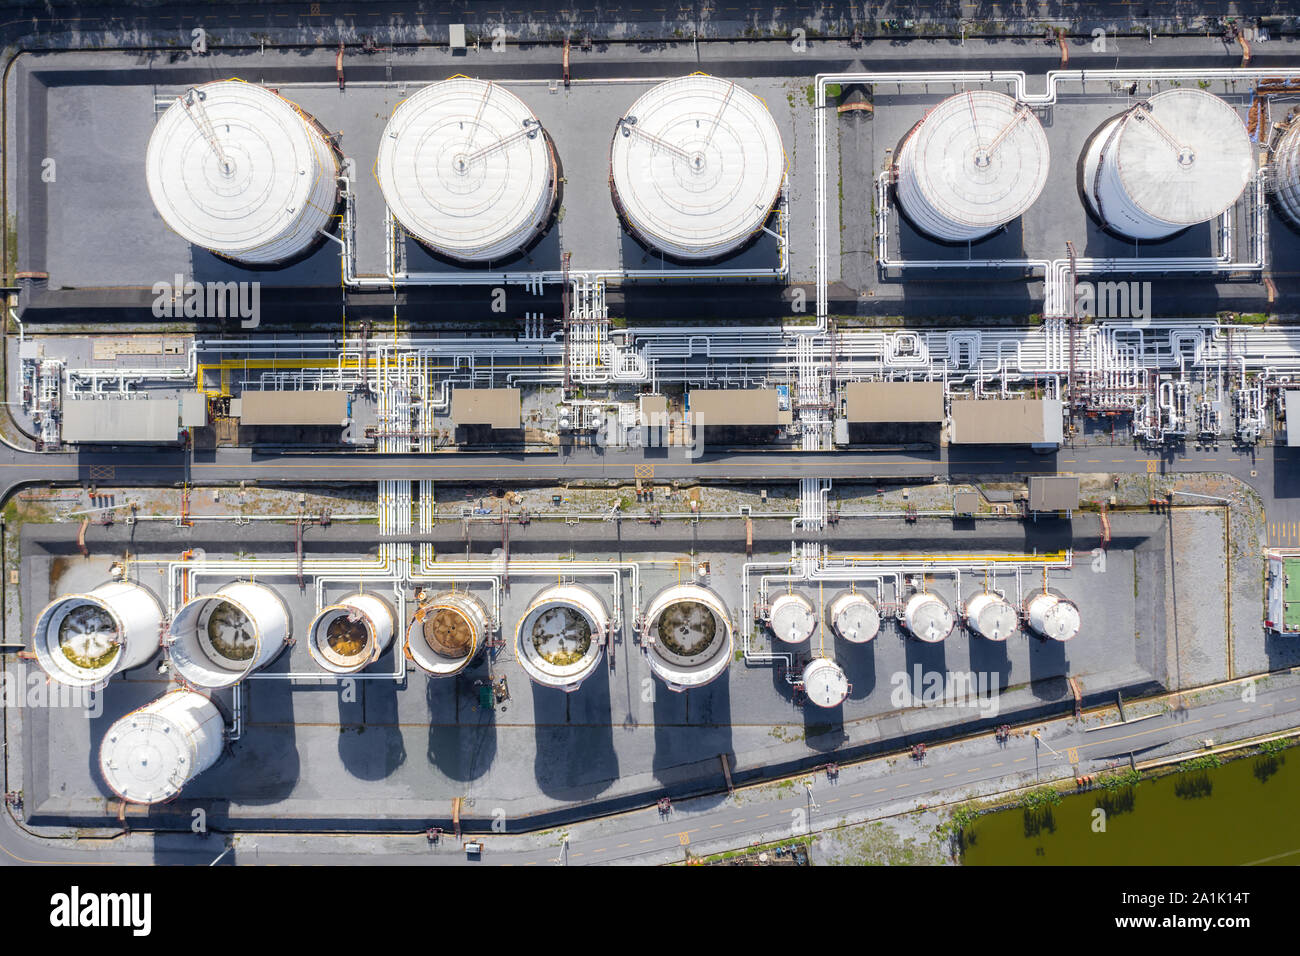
(827, 591, 880, 644)
(99, 689, 225, 805)
(769, 592, 817, 645)
(1025, 592, 1081, 642)
(802, 657, 850, 709)
(903, 591, 954, 643)
(964, 591, 1019, 642)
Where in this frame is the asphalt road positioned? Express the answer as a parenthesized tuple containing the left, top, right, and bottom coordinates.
(0, 436, 1273, 488)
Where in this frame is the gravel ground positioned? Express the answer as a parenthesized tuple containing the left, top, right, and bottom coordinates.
(809, 807, 952, 865)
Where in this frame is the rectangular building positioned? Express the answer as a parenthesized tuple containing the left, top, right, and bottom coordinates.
(451, 388, 521, 430)
(949, 398, 1064, 447)
(845, 381, 945, 423)
(1267, 550, 1300, 635)
(62, 398, 180, 444)
(239, 390, 348, 427)
(1287, 391, 1300, 447)
(1028, 476, 1080, 513)
(688, 389, 789, 427)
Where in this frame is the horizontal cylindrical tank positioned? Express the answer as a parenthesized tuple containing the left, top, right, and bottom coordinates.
(307, 593, 395, 675)
(802, 657, 850, 709)
(827, 591, 880, 644)
(99, 689, 226, 805)
(33, 581, 162, 688)
(146, 80, 340, 264)
(769, 592, 817, 645)
(896, 90, 1050, 242)
(377, 78, 557, 262)
(168, 582, 290, 687)
(1269, 119, 1300, 230)
(1025, 592, 1081, 642)
(964, 591, 1019, 642)
(1081, 89, 1253, 240)
(642, 584, 733, 691)
(406, 591, 489, 677)
(515, 584, 609, 692)
(903, 591, 954, 643)
(610, 75, 786, 260)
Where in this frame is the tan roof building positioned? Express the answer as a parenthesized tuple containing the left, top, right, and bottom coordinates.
(62, 398, 180, 443)
(239, 390, 348, 426)
(451, 388, 522, 430)
(845, 381, 945, 423)
(639, 394, 669, 423)
(688, 389, 789, 427)
(1029, 476, 1080, 512)
(949, 398, 1064, 445)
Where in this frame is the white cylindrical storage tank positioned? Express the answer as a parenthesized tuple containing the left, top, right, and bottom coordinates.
(903, 591, 954, 643)
(802, 657, 850, 709)
(307, 593, 395, 675)
(32, 582, 162, 689)
(406, 591, 488, 677)
(1081, 89, 1253, 240)
(515, 584, 609, 692)
(895, 90, 1049, 243)
(377, 78, 557, 263)
(610, 75, 786, 260)
(146, 80, 340, 265)
(964, 591, 1019, 642)
(769, 592, 817, 645)
(827, 591, 880, 644)
(99, 689, 226, 805)
(168, 582, 290, 688)
(1025, 592, 1081, 643)
(642, 584, 733, 691)
(1269, 119, 1300, 229)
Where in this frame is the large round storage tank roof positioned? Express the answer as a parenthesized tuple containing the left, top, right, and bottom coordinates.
(377, 78, 557, 262)
(515, 584, 608, 692)
(642, 583, 733, 691)
(1270, 120, 1300, 230)
(896, 90, 1049, 242)
(1082, 88, 1253, 239)
(146, 80, 340, 265)
(610, 75, 786, 260)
